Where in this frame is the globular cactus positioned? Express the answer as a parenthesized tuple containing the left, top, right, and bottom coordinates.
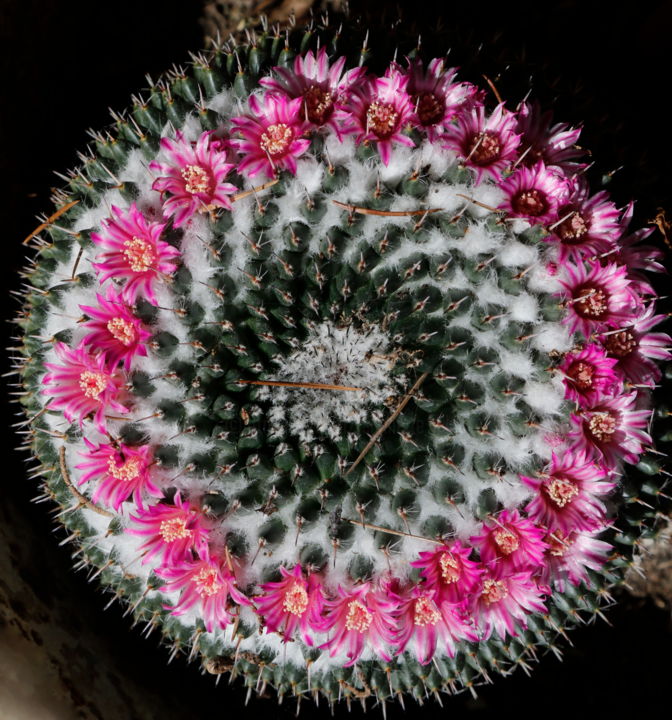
(11, 19, 672, 711)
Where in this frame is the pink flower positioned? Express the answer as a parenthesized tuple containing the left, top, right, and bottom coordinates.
(541, 530, 612, 592)
(548, 180, 621, 264)
(515, 101, 585, 171)
(395, 585, 477, 664)
(472, 570, 547, 640)
(259, 48, 364, 134)
(522, 451, 615, 534)
(442, 102, 521, 183)
(569, 391, 652, 466)
(402, 58, 480, 140)
(230, 93, 311, 179)
(149, 131, 238, 227)
(254, 564, 325, 645)
(600, 305, 672, 386)
(471, 509, 547, 574)
(558, 344, 621, 406)
(499, 161, 570, 224)
(79, 286, 151, 370)
(91, 203, 180, 305)
(558, 261, 636, 338)
(319, 582, 399, 665)
(341, 67, 415, 165)
(76, 439, 160, 511)
(127, 491, 210, 564)
(410, 540, 483, 603)
(42, 343, 128, 432)
(157, 553, 251, 633)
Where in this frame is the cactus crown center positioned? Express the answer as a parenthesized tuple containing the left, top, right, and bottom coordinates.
(78, 370, 107, 399)
(123, 237, 156, 272)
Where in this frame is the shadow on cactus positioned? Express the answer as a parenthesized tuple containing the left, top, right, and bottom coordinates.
(13, 18, 672, 711)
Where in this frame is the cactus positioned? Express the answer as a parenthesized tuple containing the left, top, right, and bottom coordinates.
(11, 20, 672, 710)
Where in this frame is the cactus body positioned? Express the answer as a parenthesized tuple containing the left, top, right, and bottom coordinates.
(12, 24, 672, 708)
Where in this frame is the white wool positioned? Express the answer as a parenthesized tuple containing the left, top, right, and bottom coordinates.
(294, 155, 325, 196)
(468, 182, 505, 218)
(377, 144, 415, 184)
(498, 349, 536, 379)
(425, 182, 471, 215)
(72, 188, 126, 232)
(507, 292, 539, 323)
(497, 238, 538, 267)
(509, 217, 532, 234)
(418, 139, 458, 178)
(459, 221, 502, 257)
(523, 376, 566, 415)
(205, 88, 235, 116)
(533, 322, 573, 353)
(526, 261, 564, 293)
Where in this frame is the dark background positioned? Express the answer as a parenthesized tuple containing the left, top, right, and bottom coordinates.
(1, 0, 671, 716)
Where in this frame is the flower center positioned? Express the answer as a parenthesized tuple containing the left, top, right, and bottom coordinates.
(159, 517, 192, 542)
(439, 552, 460, 583)
(260, 123, 294, 158)
(556, 209, 588, 243)
(78, 370, 107, 400)
(282, 581, 309, 616)
(416, 91, 445, 127)
(547, 532, 574, 557)
(194, 567, 222, 597)
(587, 411, 617, 443)
(413, 596, 441, 627)
(546, 477, 579, 508)
(467, 131, 502, 165)
(493, 528, 520, 555)
(107, 455, 141, 482)
(303, 85, 333, 125)
(123, 237, 156, 273)
(481, 579, 508, 605)
(345, 599, 373, 632)
(107, 316, 137, 346)
(181, 164, 211, 194)
(603, 330, 637, 358)
(366, 101, 400, 140)
(566, 360, 595, 390)
(512, 189, 548, 217)
(574, 285, 608, 319)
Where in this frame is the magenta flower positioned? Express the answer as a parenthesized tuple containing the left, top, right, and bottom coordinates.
(515, 101, 585, 171)
(442, 103, 521, 183)
(472, 570, 547, 640)
(42, 343, 128, 432)
(402, 58, 480, 140)
(259, 48, 364, 135)
(91, 203, 180, 305)
(541, 530, 612, 592)
(548, 180, 621, 264)
(558, 261, 636, 338)
(254, 564, 325, 645)
(558, 344, 620, 406)
(150, 131, 237, 227)
(341, 67, 415, 165)
(522, 451, 615, 534)
(499, 161, 570, 224)
(471, 509, 547, 574)
(395, 585, 477, 663)
(569, 391, 652, 466)
(76, 439, 160, 511)
(600, 305, 672, 386)
(410, 540, 483, 604)
(127, 491, 210, 565)
(319, 582, 399, 665)
(230, 93, 311, 179)
(79, 286, 151, 371)
(157, 553, 251, 633)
